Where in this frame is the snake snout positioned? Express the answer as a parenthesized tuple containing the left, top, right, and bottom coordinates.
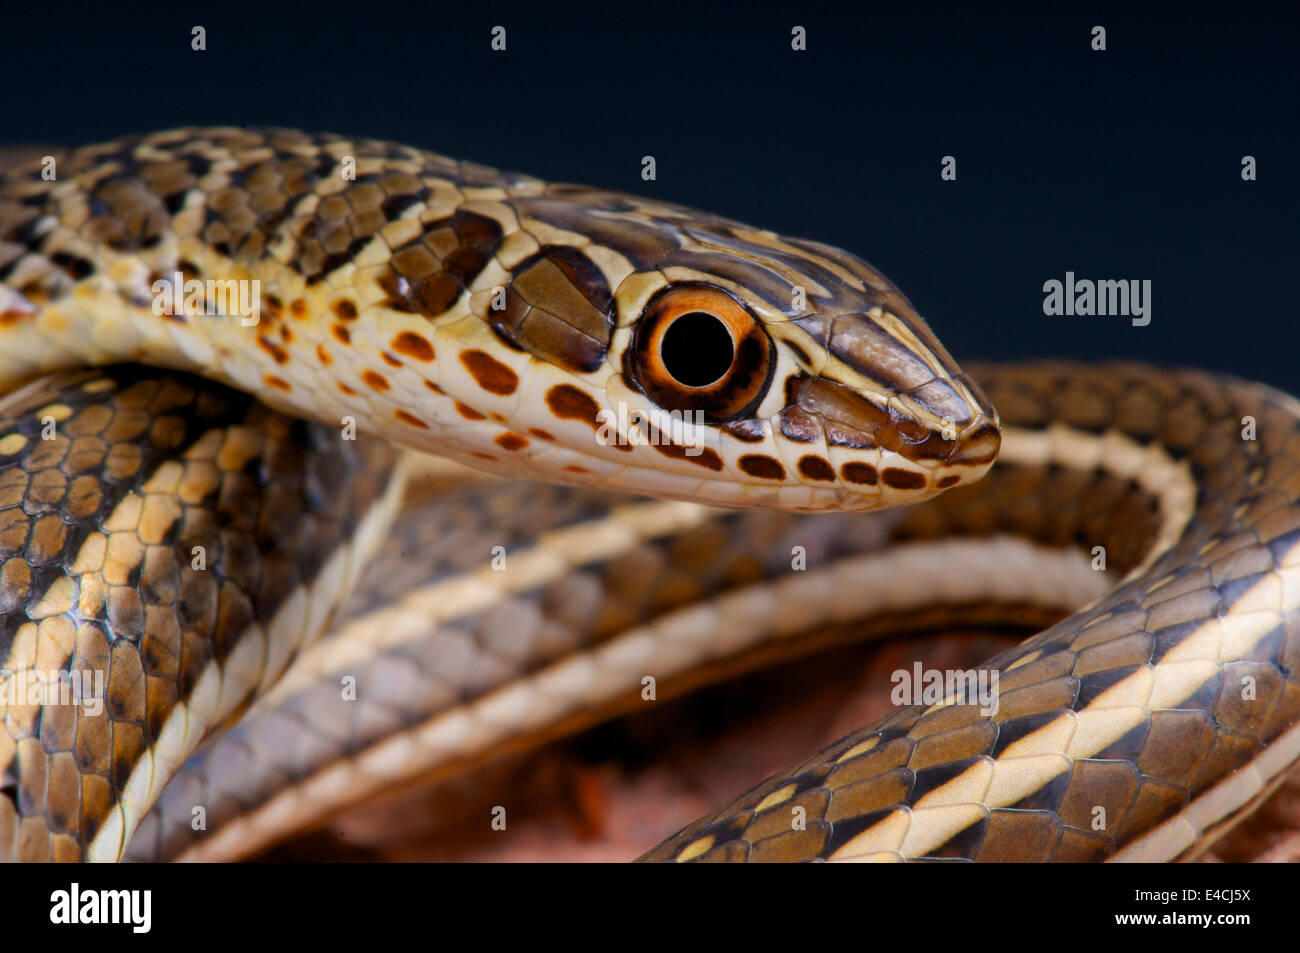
(792, 375, 998, 465)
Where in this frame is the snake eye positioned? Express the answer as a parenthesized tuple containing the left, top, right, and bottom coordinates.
(629, 283, 774, 422)
(660, 310, 734, 386)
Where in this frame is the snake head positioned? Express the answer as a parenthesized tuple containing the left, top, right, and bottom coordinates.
(440, 189, 999, 511)
(214, 156, 1001, 512)
(0, 127, 997, 513)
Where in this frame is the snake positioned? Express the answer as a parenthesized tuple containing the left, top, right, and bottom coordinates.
(0, 128, 1297, 863)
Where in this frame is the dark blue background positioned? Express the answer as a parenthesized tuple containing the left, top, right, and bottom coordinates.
(5, 1, 1297, 390)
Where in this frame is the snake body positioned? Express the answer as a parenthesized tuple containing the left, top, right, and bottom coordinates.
(0, 129, 1297, 862)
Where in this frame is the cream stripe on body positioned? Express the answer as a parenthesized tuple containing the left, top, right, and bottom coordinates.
(1111, 715, 1300, 861)
(258, 497, 715, 706)
(160, 421, 1209, 860)
(825, 429, 1295, 862)
(171, 535, 1103, 861)
(85, 459, 409, 861)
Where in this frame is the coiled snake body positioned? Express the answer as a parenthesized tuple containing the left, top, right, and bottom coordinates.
(0, 128, 1296, 862)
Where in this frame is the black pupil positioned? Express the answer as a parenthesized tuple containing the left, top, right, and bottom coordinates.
(659, 312, 734, 387)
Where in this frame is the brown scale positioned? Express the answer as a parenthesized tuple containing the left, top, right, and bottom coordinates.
(642, 363, 1300, 862)
(378, 210, 504, 315)
(491, 245, 615, 374)
(0, 367, 396, 861)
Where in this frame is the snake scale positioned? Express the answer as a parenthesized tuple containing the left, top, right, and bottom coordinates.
(0, 128, 1297, 862)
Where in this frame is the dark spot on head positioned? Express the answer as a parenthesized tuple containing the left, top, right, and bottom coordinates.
(564, 465, 591, 474)
(362, 370, 390, 392)
(456, 402, 486, 421)
(882, 467, 926, 490)
(471, 452, 497, 462)
(461, 350, 519, 396)
(395, 409, 430, 429)
(264, 293, 284, 317)
(528, 428, 555, 441)
(264, 375, 292, 392)
(258, 336, 289, 364)
(333, 299, 358, 321)
(842, 462, 878, 485)
(338, 382, 357, 396)
(382, 352, 403, 368)
(545, 384, 600, 427)
(290, 298, 308, 318)
(316, 345, 332, 365)
(424, 381, 445, 395)
(332, 323, 351, 345)
(392, 331, 436, 362)
(798, 455, 834, 481)
(739, 454, 787, 480)
(937, 474, 961, 488)
(654, 443, 725, 471)
(496, 433, 529, 452)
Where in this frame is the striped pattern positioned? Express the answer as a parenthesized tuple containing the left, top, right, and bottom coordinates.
(0, 368, 400, 860)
